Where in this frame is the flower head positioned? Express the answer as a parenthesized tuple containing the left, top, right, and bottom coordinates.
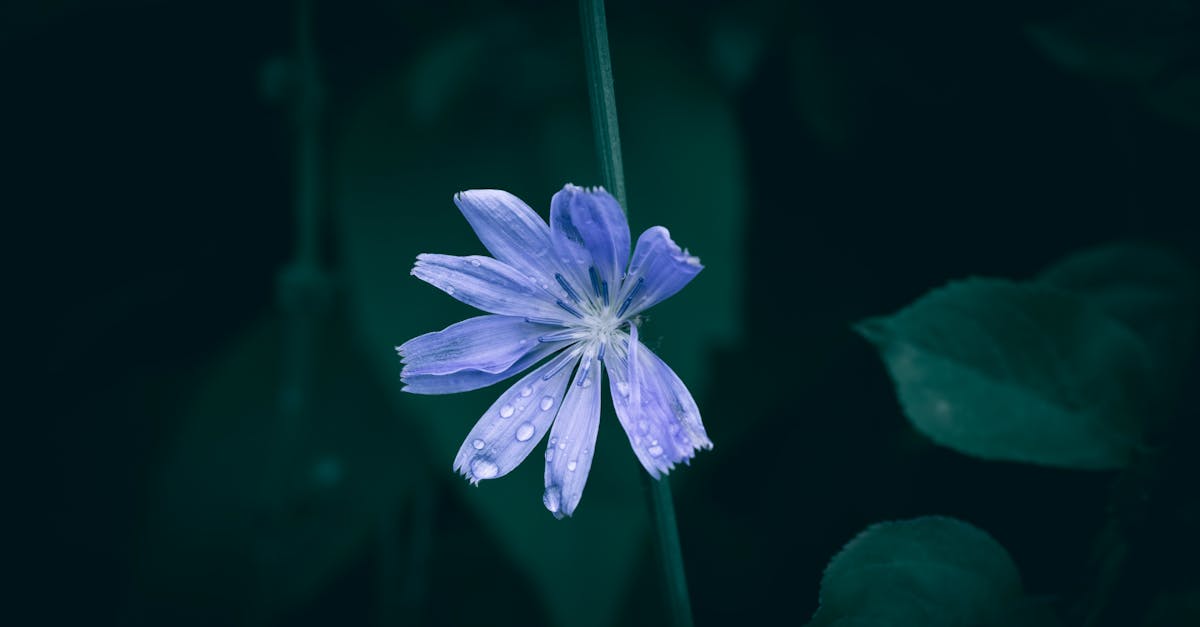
(397, 184, 712, 518)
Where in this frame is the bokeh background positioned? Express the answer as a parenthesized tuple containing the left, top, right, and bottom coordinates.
(10, 0, 1199, 625)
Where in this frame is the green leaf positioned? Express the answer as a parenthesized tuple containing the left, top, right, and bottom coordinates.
(808, 517, 1060, 627)
(1037, 243, 1199, 387)
(857, 278, 1154, 469)
(333, 22, 745, 627)
(134, 316, 415, 624)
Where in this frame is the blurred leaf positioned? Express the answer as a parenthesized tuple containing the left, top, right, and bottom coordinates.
(808, 516, 1060, 627)
(333, 20, 745, 627)
(787, 32, 862, 149)
(1037, 243, 1199, 394)
(133, 314, 415, 625)
(1026, 0, 1200, 130)
(857, 278, 1154, 469)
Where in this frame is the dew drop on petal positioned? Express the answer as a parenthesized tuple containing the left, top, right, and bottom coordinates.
(469, 259, 482, 267)
(545, 449, 554, 462)
(520, 385, 533, 397)
(567, 460, 577, 471)
(540, 396, 554, 411)
(648, 445, 664, 457)
(516, 422, 535, 442)
(445, 286, 455, 295)
(472, 439, 485, 450)
(616, 381, 630, 397)
(638, 420, 650, 434)
(499, 404, 515, 418)
(543, 485, 562, 513)
(471, 458, 499, 480)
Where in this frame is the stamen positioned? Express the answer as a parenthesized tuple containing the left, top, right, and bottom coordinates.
(556, 299, 584, 319)
(555, 273, 583, 304)
(539, 329, 583, 343)
(600, 280, 609, 307)
(525, 316, 566, 326)
(596, 342, 607, 362)
(588, 266, 603, 300)
(542, 346, 583, 381)
(616, 278, 645, 318)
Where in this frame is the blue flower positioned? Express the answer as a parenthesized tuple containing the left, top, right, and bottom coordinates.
(397, 184, 712, 518)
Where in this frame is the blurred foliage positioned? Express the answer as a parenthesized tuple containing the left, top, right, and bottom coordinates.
(859, 278, 1151, 469)
(1027, 0, 1200, 130)
(1037, 243, 1200, 397)
(858, 244, 1197, 470)
(807, 517, 1060, 627)
(332, 10, 744, 627)
(131, 312, 416, 624)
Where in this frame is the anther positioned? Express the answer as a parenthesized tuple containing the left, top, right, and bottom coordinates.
(556, 299, 584, 319)
(555, 273, 583, 304)
(525, 316, 566, 326)
(616, 278, 645, 318)
(588, 266, 603, 300)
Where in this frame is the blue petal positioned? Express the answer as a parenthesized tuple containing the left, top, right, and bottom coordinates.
(606, 325, 712, 478)
(549, 184, 630, 304)
(542, 349, 603, 518)
(453, 348, 581, 484)
(401, 341, 566, 395)
(454, 190, 558, 282)
(618, 227, 703, 317)
(397, 315, 554, 376)
(412, 253, 564, 319)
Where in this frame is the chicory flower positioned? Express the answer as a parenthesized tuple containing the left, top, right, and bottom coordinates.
(397, 184, 712, 518)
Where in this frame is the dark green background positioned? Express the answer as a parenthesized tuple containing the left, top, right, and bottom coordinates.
(10, 0, 1199, 625)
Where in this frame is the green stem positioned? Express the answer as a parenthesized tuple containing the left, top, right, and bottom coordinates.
(578, 2, 695, 626)
(647, 476, 697, 627)
(579, 0, 627, 209)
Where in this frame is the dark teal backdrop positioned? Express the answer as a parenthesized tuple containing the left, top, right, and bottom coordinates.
(9, 0, 1199, 626)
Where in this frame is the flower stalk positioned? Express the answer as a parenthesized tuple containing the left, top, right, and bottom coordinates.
(578, 2, 696, 626)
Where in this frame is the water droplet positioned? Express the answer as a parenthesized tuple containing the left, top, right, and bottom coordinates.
(648, 445, 664, 457)
(471, 458, 499, 480)
(472, 439, 485, 450)
(445, 286, 456, 295)
(557, 441, 566, 450)
(499, 404, 515, 418)
(545, 450, 554, 462)
(581, 378, 592, 388)
(616, 381, 630, 397)
(540, 396, 554, 411)
(520, 385, 533, 397)
(567, 461, 577, 471)
(638, 420, 650, 433)
(469, 258, 482, 267)
(516, 423, 535, 442)
(543, 485, 562, 513)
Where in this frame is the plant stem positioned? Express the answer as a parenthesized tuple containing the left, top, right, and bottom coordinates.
(578, 2, 695, 626)
(647, 476, 697, 627)
(579, 0, 627, 209)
